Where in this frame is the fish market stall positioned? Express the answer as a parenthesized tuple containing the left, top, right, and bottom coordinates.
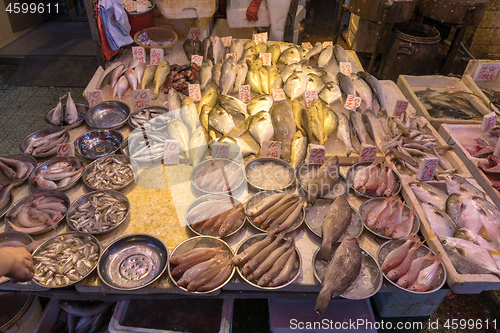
(462, 59, 500, 113)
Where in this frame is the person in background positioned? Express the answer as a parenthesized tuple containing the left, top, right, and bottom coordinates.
(246, 0, 293, 42)
(0, 247, 34, 282)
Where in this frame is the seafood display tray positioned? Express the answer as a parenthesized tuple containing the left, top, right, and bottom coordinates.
(462, 59, 500, 115)
(397, 75, 494, 129)
(400, 180, 500, 294)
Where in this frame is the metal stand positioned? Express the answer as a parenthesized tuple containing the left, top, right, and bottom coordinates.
(442, 8, 475, 75)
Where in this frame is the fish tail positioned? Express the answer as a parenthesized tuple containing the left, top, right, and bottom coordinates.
(314, 289, 330, 317)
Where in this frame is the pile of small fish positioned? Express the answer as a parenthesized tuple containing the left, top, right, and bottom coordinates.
(352, 162, 397, 197)
(69, 192, 128, 233)
(0, 156, 34, 183)
(302, 156, 339, 204)
(0, 184, 13, 212)
(56, 300, 114, 333)
(84, 156, 133, 190)
(415, 88, 484, 120)
(365, 197, 416, 239)
(48, 92, 80, 126)
(7, 195, 67, 234)
(24, 129, 68, 156)
(33, 160, 83, 190)
(383, 115, 455, 177)
(33, 235, 99, 287)
(129, 107, 166, 128)
(187, 200, 244, 237)
(246, 193, 305, 233)
(126, 131, 166, 163)
(381, 236, 442, 292)
(233, 231, 298, 288)
(170, 246, 233, 292)
(191, 160, 243, 193)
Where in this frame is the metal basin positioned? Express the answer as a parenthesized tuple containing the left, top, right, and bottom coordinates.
(85, 101, 130, 130)
(28, 156, 84, 192)
(74, 129, 123, 160)
(19, 129, 69, 158)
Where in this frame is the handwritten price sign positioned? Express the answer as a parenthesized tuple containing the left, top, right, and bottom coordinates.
(221, 36, 232, 47)
(359, 145, 377, 163)
(417, 157, 439, 181)
(308, 144, 326, 164)
(272, 89, 286, 101)
(57, 143, 73, 157)
(86, 90, 103, 107)
(253, 32, 268, 43)
(305, 90, 318, 107)
(125, 1, 136, 12)
(476, 63, 500, 81)
(163, 140, 180, 165)
(344, 94, 362, 111)
(188, 84, 202, 102)
(150, 48, 164, 65)
(188, 28, 202, 40)
(226, 53, 236, 60)
(323, 41, 333, 48)
(259, 53, 272, 66)
(191, 55, 203, 67)
(447, 86, 462, 93)
(262, 141, 281, 158)
(239, 85, 251, 103)
(481, 112, 497, 131)
(133, 89, 150, 109)
(211, 143, 230, 159)
(394, 100, 409, 117)
(132, 46, 146, 63)
(301, 42, 313, 49)
(339, 62, 352, 75)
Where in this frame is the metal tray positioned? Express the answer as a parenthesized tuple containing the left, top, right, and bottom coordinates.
(28, 156, 84, 192)
(85, 101, 130, 130)
(45, 103, 88, 129)
(74, 129, 123, 160)
(19, 129, 70, 158)
(0, 154, 37, 187)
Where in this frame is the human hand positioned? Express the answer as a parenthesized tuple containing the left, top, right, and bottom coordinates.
(246, 0, 264, 22)
(0, 247, 35, 283)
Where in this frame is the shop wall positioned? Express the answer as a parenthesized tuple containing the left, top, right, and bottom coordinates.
(469, 0, 500, 57)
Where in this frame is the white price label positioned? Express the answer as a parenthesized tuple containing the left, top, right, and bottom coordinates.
(304, 90, 318, 107)
(417, 158, 439, 181)
(301, 42, 313, 49)
(253, 32, 268, 43)
(359, 145, 377, 163)
(188, 84, 202, 102)
(322, 41, 333, 48)
(482, 112, 497, 131)
(163, 140, 180, 165)
(226, 53, 236, 60)
(125, 1, 136, 12)
(221, 36, 232, 47)
(239, 85, 251, 103)
(259, 53, 272, 66)
(133, 89, 150, 109)
(191, 55, 203, 67)
(308, 144, 326, 164)
(261, 141, 281, 158)
(211, 143, 230, 159)
(394, 100, 409, 117)
(344, 94, 362, 111)
(272, 89, 286, 101)
(188, 28, 202, 40)
(447, 86, 462, 93)
(86, 90, 103, 107)
(150, 48, 164, 65)
(339, 62, 352, 75)
(476, 63, 500, 81)
(132, 46, 146, 63)
(57, 143, 73, 157)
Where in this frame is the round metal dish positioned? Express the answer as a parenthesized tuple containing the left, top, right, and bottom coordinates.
(245, 191, 304, 234)
(32, 232, 101, 288)
(296, 164, 348, 200)
(74, 129, 123, 160)
(234, 233, 301, 290)
(122, 130, 167, 166)
(0, 232, 33, 247)
(45, 103, 88, 129)
(0, 193, 14, 221)
(313, 244, 382, 300)
(129, 106, 169, 129)
(67, 189, 130, 236)
(191, 158, 246, 195)
(98, 234, 168, 291)
(245, 158, 295, 191)
(168, 236, 234, 294)
(359, 197, 420, 240)
(28, 156, 84, 192)
(5, 191, 70, 236)
(185, 194, 245, 238)
(305, 199, 363, 239)
(0, 154, 37, 187)
(85, 101, 130, 130)
(346, 162, 402, 198)
(19, 129, 70, 158)
(376, 239, 447, 294)
(82, 154, 135, 191)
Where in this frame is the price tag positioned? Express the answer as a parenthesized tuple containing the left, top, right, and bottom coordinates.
(304, 90, 318, 107)
(447, 86, 462, 93)
(416, 157, 439, 181)
(226, 53, 236, 60)
(125, 1, 136, 12)
(272, 89, 286, 101)
(322, 41, 333, 48)
(476, 63, 500, 81)
(221, 36, 232, 47)
(137, 0, 148, 4)
(259, 53, 272, 66)
(394, 100, 409, 117)
(188, 28, 202, 40)
(344, 94, 362, 111)
(132, 46, 146, 63)
(86, 90, 103, 107)
(239, 85, 251, 103)
(188, 84, 202, 102)
(191, 55, 203, 67)
(163, 140, 180, 165)
(262, 141, 281, 158)
(308, 144, 326, 164)
(211, 143, 230, 159)
(253, 32, 268, 43)
(57, 143, 73, 157)
(339, 62, 352, 75)
(132, 89, 150, 109)
(493, 139, 500, 156)
(301, 42, 313, 49)
(481, 112, 497, 131)
(150, 48, 164, 65)
(359, 144, 377, 163)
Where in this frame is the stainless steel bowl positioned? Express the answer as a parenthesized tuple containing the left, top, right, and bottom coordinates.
(0, 232, 33, 247)
(28, 156, 84, 192)
(305, 199, 363, 239)
(0, 154, 37, 187)
(45, 103, 88, 129)
(296, 164, 348, 200)
(191, 158, 246, 195)
(185, 194, 246, 238)
(98, 234, 168, 291)
(245, 158, 295, 191)
(121, 130, 167, 167)
(0, 192, 14, 221)
(74, 129, 123, 160)
(168, 236, 234, 294)
(67, 189, 130, 235)
(19, 129, 70, 158)
(376, 239, 446, 294)
(82, 154, 135, 191)
(359, 197, 420, 240)
(346, 162, 402, 198)
(85, 101, 130, 130)
(234, 233, 301, 290)
(32, 232, 101, 288)
(5, 191, 70, 236)
(129, 106, 169, 129)
(245, 191, 304, 234)
(313, 244, 383, 299)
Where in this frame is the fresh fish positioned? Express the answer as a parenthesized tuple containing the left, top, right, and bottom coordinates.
(51, 98, 63, 125)
(243, 233, 285, 275)
(268, 66, 282, 92)
(201, 37, 211, 59)
(212, 62, 223, 88)
(217, 136, 257, 158)
(279, 46, 301, 65)
(410, 182, 448, 210)
(270, 100, 296, 163)
(319, 82, 341, 105)
(247, 111, 274, 147)
(183, 38, 201, 61)
(244, 39, 256, 50)
(125, 68, 137, 90)
(242, 46, 258, 65)
(349, 111, 369, 146)
(306, 74, 325, 93)
(397, 251, 435, 288)
(212, 36, 225, 64)
(141, 64, 156, 89)
(446, 193, 483, 235)
(317, 196, 351, 261)
(351, 73, 373, 110)
(386, 240, 422, 280)
(268, 249, 297, 287)
(381, 235, 419, 272)
(258, 242, 295, 287)
(199, 60, 213, 91)
(284, 71, 307, 100)
(338, 113, 357, 156)
(469, 196, 500, 243)
(306, 156, 339, 204)
(167, 119, 190, 160)
(362, 110, 387, 149)
(220, 55, 237, 95)
(280, 63, 301, 83)
(445, 175, 485, 199)
(153, 61, 170, 95)
(290, 130, 308, 169)
(110, 64, 125, 89)
(197, 87, 218, 115)
(304, 42, 323, 60)
(333, 44, 349, 63)
(199, 104, 212, 131)
(302, 65, 324, 77)
(337, 72, 356, 97)
(96, 61, 122, 89)
(259, 67, 270, 95)
(408, 256, 442, 292)
(323, 105, 338, 143)
(113, 75, 129, 99)
(233, 230, 277, 265)
(292, 101, 307, 133)
(247, 95, 274, 116)
(267, 43, 281, 66)
(255, 41, 267, 54)
(357, 71, 386, 116)
(306, 101, 324, 145)
(167, 88, 182, 111)
(233, 58, 248, 93)
(317, 45, 334, 67)
(229, 38, 245, 61)
(247, 69, 263, 95)
(209, 105, 235, 135)
(218, 94, 248, 118)
(134, 62, 147, 87)
(454, 228, 500, 254)
(181, 96, 199, 134)
(247, 239, 292, 281)
(421, 203, 457, 238)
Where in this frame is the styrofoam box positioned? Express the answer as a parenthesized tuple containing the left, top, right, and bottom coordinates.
(155, 0, 217, 19)
(397, 75, 494, 130)
(227, 0, 270, 28)
(463, 59, 500, 109)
